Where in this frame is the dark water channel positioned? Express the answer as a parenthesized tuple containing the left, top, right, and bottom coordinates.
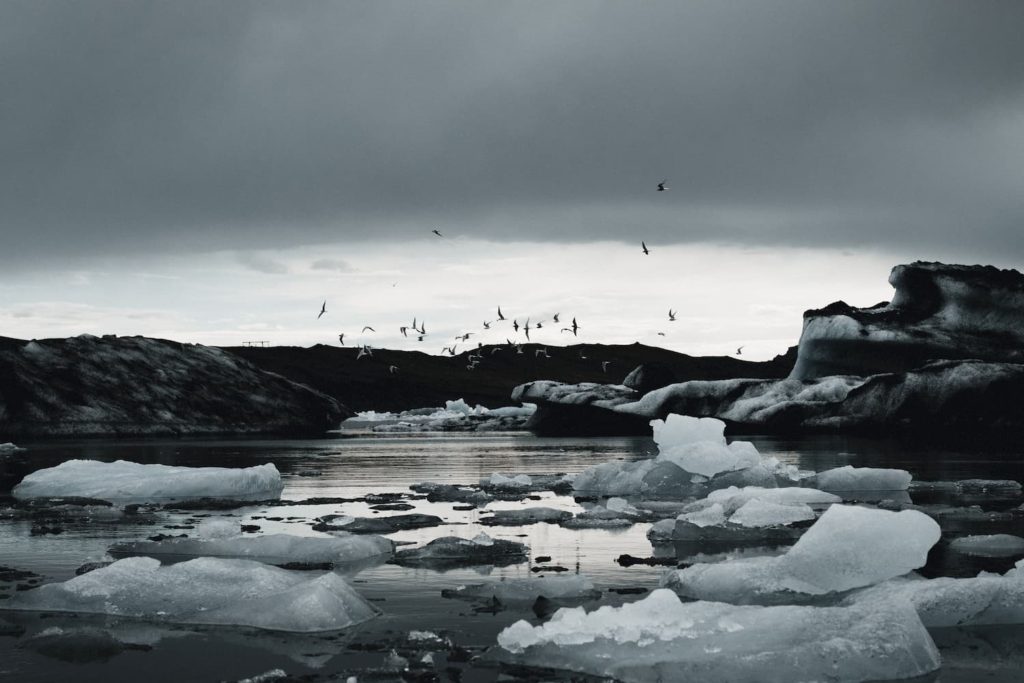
(0, 431, 1021, 682)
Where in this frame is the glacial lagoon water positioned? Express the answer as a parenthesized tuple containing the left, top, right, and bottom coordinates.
(0, 430, 1022, 682)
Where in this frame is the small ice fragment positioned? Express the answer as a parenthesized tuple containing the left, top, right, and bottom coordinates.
(949, 534, 1024, 558)
(810, 466, 912, 492)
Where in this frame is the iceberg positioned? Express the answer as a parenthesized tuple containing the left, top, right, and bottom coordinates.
(12, 460, 283, 502)
(496, 588, 939, 683)
(662, 505, 941, 604)
(109, 532, 393, 567)
(391, 533, 528, 569)
(444, 575, 600, 603)
(479, 507, 573, 526)
(0, 557, 379, 632)
(846, 563, 1024, 627)
(0, 442, 26, 453)
(807, 465, 912, 492)
(949, 534, 1024, 558)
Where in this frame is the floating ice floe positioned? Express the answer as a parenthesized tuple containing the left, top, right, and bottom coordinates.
(909, 479, 1022, 493)
(572, 415, 794, 499)
(0, 442, 26, 453)
(949, 534, 1024, 558)
(845, 560, 1024, 627)
(352, 399, 536, 433)
(496, 588, 939, 683)
(444, 575, 600, 603)
(391, 533, 528, 569)
(109, 532, 394, 567)
(0, 557, 379, 632)
(808, 465, 912, 492)
(484, 473, 533, 489)
(661, 504, 941, 604)
(479, 507, 573, 526)
(656, 486, 839, 543)
(314, 513, 443, 534)
(410, 482, 494, 505)
(12, 460, 283, 502)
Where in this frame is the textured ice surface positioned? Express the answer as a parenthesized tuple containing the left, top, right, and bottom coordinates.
(391, 533, 528, 568)
(571, 459, 655, 495)
(950, 534, 1024, 558)
(480, 507, 573, 526)
(909, 479, 1022, 493)
(847, 565, 1024, 627)
(651, 415, 760, 478)
(0, 557, 379, 632)
(485, 473, 533, 489)
(810, 465, 912, 492)
(445, 575, 600, 603)
(663, 505, 941, 603)
(110, 532, 394, 566)
(13, 460, 283, 501)
(497, 588, 939, 683)
(728, 499, 816, 528)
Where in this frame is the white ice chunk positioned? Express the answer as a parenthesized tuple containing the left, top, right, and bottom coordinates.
(847, 569, 1024, 627)
(110, 533, 393, 566)
(198, 519, 240, 539)
(650, 414, 726, 449)
(706, 485, 841, 510)
(0, 442, 26, 453)
(13, 460, 283, 502)
(447, 575, 600, 603)
(678, 503, 728, 528)
(950, 534, 1024, 558)
(487, 473, 533, 489)
(663, 505, 941, 603)
(572, 459, 654, 496)
(497, 588, 939, 683)
(0, 557, 378, 632)
(728, 499, 815, 528)
(811, 466, 912, 492)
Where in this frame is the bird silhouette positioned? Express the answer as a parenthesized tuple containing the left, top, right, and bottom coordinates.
(317, 301, 327, 319)
(338, 334, 345, 345)
(657, 180, 668, 192)
(668, 309, 677, 322)
(483, 321, 491, 329)
(497, 306, 506, 321)
(389, 365, 399, 374)
(362, 326, 375, 333)
(535, 348, 550, 358)
(432, 229, 443, 237)
(553, 313, 560, 323)
(512, 319, 519, 332)
(736, 345, 745, 356)
(602, 361, 611, 372)
(642, 241, 649, 255)
(356, 346, 372, 360)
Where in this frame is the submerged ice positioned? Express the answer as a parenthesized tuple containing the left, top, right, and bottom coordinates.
(13, 460, 283, 501)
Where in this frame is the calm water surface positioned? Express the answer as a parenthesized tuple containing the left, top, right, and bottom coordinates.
(0, 431, 1021, 682)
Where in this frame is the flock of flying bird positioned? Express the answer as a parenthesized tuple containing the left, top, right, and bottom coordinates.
(315, 180, 745, 375)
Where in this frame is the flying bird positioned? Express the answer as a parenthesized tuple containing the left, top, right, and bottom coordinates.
(535, 348, 550, 358)
(483, 321, 491, 329)
(512, 319, 519, 332)
(432, 229, 443, 237)
(362, 326, 375, 333)
(657, 180, 668, 192)
(657, 332, 666, 336)
(400, 326, 408, 337)
(317, 301, 327, 319)
(389, 365, 399, 374)
(497, 307, 506, 321)
(601, 361, 611, 372)
(552, 313, 560, 323)
(668, 309, 677, 322)
(356, 346, 372, 360)
(338, 334, 345, 345)
(642, 241, 649, 255)
(571, 317, 579, 335)
(736, 346, 745, 356)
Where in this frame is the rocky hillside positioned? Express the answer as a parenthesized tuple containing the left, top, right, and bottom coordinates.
(227, 342, 797, 413)
(0, 335, 347, 439)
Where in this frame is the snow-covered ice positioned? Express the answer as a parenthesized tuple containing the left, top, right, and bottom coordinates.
(496, 588, 939, 683)
(662, 505, 941, 603)
(445, 575, 600, 603)
(0, 557, 379, 632)
(12, 460, 284, 502)
(109, 532, 394, 566)
(950, 534, 1024, 558)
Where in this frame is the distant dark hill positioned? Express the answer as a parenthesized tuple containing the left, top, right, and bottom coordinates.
(225, 342, 797, 412)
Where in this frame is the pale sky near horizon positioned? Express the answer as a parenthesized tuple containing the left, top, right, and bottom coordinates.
(2, 1, 1022, 359)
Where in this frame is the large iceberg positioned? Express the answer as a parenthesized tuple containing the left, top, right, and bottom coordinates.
(0, 557, 379, 632)
(662, 504, 941, 604)
(496, 588, 939, 683)
(12, 460, 283, 502)
(109, 532, 393, 567)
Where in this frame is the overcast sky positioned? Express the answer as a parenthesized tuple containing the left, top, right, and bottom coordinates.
(2, 1, 1022, 358)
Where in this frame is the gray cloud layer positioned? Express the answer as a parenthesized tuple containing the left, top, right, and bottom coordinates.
(2, 1, 1023, 267)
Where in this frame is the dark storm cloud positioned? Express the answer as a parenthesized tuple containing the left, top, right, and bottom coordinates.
(2, 0, 1023, 267)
